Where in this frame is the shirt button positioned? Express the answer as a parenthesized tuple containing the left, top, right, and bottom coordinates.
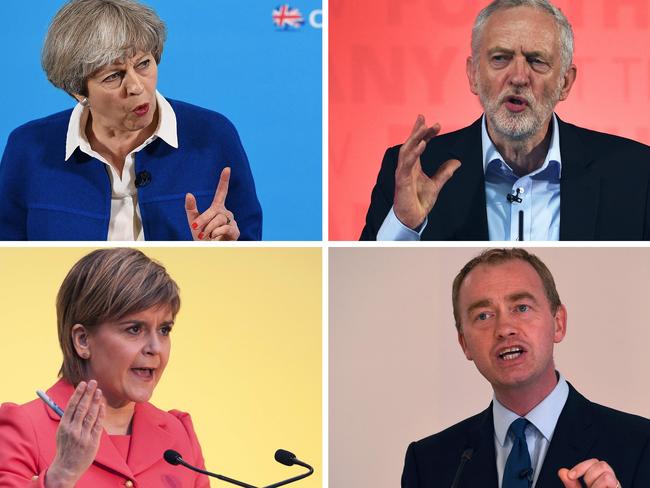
(31, 475, 39, 480)
(124, 480, 134, 487)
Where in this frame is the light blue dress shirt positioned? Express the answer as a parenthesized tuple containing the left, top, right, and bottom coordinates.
(493, 374, 569, 488)
(376, 115, 562, 241)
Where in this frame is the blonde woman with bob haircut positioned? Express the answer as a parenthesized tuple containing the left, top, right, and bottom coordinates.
(0, 248, 210, 487)
(0, 0, 261, 241)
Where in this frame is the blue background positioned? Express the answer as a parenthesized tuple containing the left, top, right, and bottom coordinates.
(0, 1, 322, 240)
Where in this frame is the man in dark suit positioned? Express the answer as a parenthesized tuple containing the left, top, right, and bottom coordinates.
(361, 0, 650, 241)
(401, 248, 650, 488)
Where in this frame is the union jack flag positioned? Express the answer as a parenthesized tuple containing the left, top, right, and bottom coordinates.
(272, 5, 304, 29)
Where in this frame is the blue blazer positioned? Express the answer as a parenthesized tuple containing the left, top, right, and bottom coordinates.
(0, 99, 262, 240)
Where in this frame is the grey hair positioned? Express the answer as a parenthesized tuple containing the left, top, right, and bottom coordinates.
(471, 0, 574, 75)
(42, 0, 166, 97)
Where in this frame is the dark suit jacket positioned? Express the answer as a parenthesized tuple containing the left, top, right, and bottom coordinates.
(401, 384, 650, 488)
(361, 116, 650, 240)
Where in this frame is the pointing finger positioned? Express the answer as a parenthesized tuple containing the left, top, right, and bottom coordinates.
(212, 167, 231, 207)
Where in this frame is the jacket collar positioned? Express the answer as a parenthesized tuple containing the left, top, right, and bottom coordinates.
(535, 383, 597, 487)
(46, 378, 174, 479)
(557, 117, 600, 240)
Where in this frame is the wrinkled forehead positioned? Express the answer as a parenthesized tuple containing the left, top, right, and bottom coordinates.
(458, 259, 545, 307)
(480, 6, 561, 56)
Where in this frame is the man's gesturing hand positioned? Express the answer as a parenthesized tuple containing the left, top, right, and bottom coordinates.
(559, 459, 620, 488)
(46, 380, 105, 488)
(185, 167, 240, 241)
(393, 115, 461, 230)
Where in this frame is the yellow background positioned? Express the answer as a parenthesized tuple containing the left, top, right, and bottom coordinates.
(0, 247, 321, 487)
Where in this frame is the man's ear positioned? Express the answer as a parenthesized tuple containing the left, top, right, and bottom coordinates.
(558, 65, 577, 101)
(553, 304, 567, 344)
(71, 324, 91, 359)
(458, 330, 473, 360)
(466, 56, 479, 96)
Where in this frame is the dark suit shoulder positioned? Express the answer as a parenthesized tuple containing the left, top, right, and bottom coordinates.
(559, 120, 650, 174)
(588, 397, 650, 435)
(561, 120, 650, 151)
(403, 407, 495, 488)
(410, 409, 486, 454)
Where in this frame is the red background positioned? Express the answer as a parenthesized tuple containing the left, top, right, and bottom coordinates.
(329, 0, 650, 240)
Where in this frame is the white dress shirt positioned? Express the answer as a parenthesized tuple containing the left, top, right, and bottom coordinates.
(492, 374, 569, 487)
(64, 90, 178, 240)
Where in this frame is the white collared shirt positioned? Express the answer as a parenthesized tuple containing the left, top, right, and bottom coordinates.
(65, 90, 178, 240)
(492, 374, 570, 487)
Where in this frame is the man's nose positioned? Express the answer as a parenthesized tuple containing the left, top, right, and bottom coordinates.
(508, 56, 531, 87)
(494, 312, 519, 339)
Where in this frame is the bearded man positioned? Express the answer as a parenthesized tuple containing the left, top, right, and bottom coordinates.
(360, 0, 650, 241)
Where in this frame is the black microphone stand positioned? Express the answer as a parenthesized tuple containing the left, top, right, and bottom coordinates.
(262, 459, 314, 488)
(164, 449, 314, 488)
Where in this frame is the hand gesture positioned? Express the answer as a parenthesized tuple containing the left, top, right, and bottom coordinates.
(393, 115, 461, 229)
(558, 459, 620, 488)
(46, 380, 105, 488)
(185, 167, 240, 241)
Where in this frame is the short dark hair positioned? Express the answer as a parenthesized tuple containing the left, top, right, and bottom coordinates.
(57, 248, 180, 384)
(452, 248, 561, 331)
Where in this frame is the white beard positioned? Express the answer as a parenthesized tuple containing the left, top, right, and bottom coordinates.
(477, 75, 563, 142)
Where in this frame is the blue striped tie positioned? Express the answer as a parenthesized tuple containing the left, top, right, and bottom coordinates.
(503, 418, 532, 488)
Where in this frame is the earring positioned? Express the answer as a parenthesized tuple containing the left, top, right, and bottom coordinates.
(80, 98, 89, 107)
(81, 352, 89, 359)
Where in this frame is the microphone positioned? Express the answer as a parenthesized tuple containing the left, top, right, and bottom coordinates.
(450, 448, 473, 488)
(519, 467, 534, 486)
(506, 187, 524, 203)
(163, 448, 314, 488)
(275, 449, 297, 466)
(262, 450, 314, 488)
(163, 449, 256, 488)
(135, 170, 151, 188)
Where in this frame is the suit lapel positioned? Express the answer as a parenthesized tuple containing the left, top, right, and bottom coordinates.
(535, 384, 597, 487)
(557, 118, 600, 240)
(128, 401, 174, 476)
(460, 405, 499, 488)
(423, 117, 489, 240)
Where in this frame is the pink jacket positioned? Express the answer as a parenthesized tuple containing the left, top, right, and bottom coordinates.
(0, 379, 210, 487)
